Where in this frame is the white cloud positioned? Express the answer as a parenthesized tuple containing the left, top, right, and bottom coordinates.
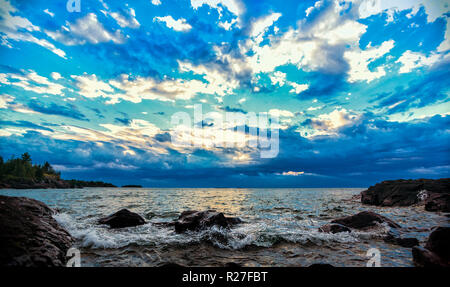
(151, 0, 162, 5)
(0, 94, 14, 108)
(47, 13, 124, 45)
(190, 0, 244, 17)
(289, 82, 309, 94)
(268, 109, 294, 118)
(0, 0, 66, 58)
(396, 50, 441, 73)
(154, 16, 192, 32)
(250, 12, 281, 44)
(43, 9, 54, 17)
(50, 72, 62, 80)
(305, 108, 361, 137)
(345, 40, 395, 82)
(269, 71, 286, 86)
(72, 70, 235, 104)
(279, 171, 305, 176)
(437, 18, 450, 52)
(110, 8, 140, 29)
(0, 70, 66, 95)
(357, 0, 450, 23)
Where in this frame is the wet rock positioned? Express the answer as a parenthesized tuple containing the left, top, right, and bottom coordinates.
(331, 211, 401, 229)
(174, 210, 242, 233)
(412, 225, 450, 267)
(360, 178, 450, 211)
(384, 234, 419, 248)
(159, 262, 185, 268)
(98, 209, 145, 228)
(308, 263, 334, 268)
(412, 246, 445, 267)
(424, 193, 450, 212)
(318, 223, 351, 234)
(0, 195, 74, 266)
(225, 262, 241, 268)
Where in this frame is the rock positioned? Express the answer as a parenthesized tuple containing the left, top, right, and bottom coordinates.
(360, 178, 450, 211)
(331, 211, 401, 229)
(425, 193, 450, 212)
(159, 262, 185, 268)
(425, 226, 450, 262)
(412, 225, 450, 267)
(0, 195, 74, 266)
(412, 246, 445, 267)
(98, 209, 146, 228)
(308, 263, 334, 268)
(318, 223, 351, 233)
(225, 262, 241, 268)
(384, 234, 419, 248)
(173, 210, 242, 233)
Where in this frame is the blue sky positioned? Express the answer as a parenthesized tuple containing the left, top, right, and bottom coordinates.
(0, 0, 449, 187)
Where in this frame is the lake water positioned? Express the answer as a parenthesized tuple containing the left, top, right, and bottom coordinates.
(0, 187, 446, 267)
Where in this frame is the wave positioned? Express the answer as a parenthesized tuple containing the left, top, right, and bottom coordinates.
(53, 213, 392, 251)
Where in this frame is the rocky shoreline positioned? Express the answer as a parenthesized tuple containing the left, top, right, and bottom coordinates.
(0, 195, 74, 266)
(0, 177, 117, 189)
(360, 178, 450, 212)
(0, 178, 449, 267)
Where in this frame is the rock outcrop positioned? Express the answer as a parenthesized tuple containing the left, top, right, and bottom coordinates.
(318, 223, 351, 234)
(0, 195, 74, 266)
(412, 225, 450, 267)
(330, 211, 401, 229)
(173, 210, 242, 233)
(360, 178, 450, 212)
(98, 209, 146, 228)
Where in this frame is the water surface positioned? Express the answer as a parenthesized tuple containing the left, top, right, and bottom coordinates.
(0, 188, 446, 267)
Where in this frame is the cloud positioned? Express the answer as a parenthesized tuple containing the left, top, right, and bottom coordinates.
(27, 101, 88, 121)
(437, 17, 450, 52)
(0, 70, 65, 95)
(110, 8, 140, 29)
(0, 94, 14, 108)
(0, 0, 66, 58)
(396, 50, 441, 73)
(154, 16, 192, 32)
(190, 0, 244, 18)
(47, 13, 124, 45)
(151, 0, 162, 5)
(345, 40, 395, 82)
(43, 9, 54, 17)
(303, 108, 361, 137)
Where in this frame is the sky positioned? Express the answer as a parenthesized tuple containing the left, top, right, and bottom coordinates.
(0, 0, 449, 187)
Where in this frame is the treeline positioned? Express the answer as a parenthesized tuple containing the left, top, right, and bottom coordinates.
(0, 153, 115, 189)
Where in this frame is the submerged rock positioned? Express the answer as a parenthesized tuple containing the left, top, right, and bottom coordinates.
(318, 223, 351, 234)
(0, 195, 74, 266)
(98, 209, 146, 228)
(174, 210, 242, 233)
(331, 211, 400, 229)
(412, 225, 450, 267)
(360, 178, 450, 211)
(383, 234, 419, 248)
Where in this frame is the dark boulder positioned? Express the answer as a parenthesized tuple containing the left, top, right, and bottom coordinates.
(360, 178, 450, 211)
(331, 211, 400, 229)
(0, 195, 74, 266)
(412, 225, 450, 267)
(98, 209, 146, 228)
(174, 210, 242, 233)
(318, 223, 351, 234)
(425, 193, 450, 212)
(383, 234, 419, 248)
